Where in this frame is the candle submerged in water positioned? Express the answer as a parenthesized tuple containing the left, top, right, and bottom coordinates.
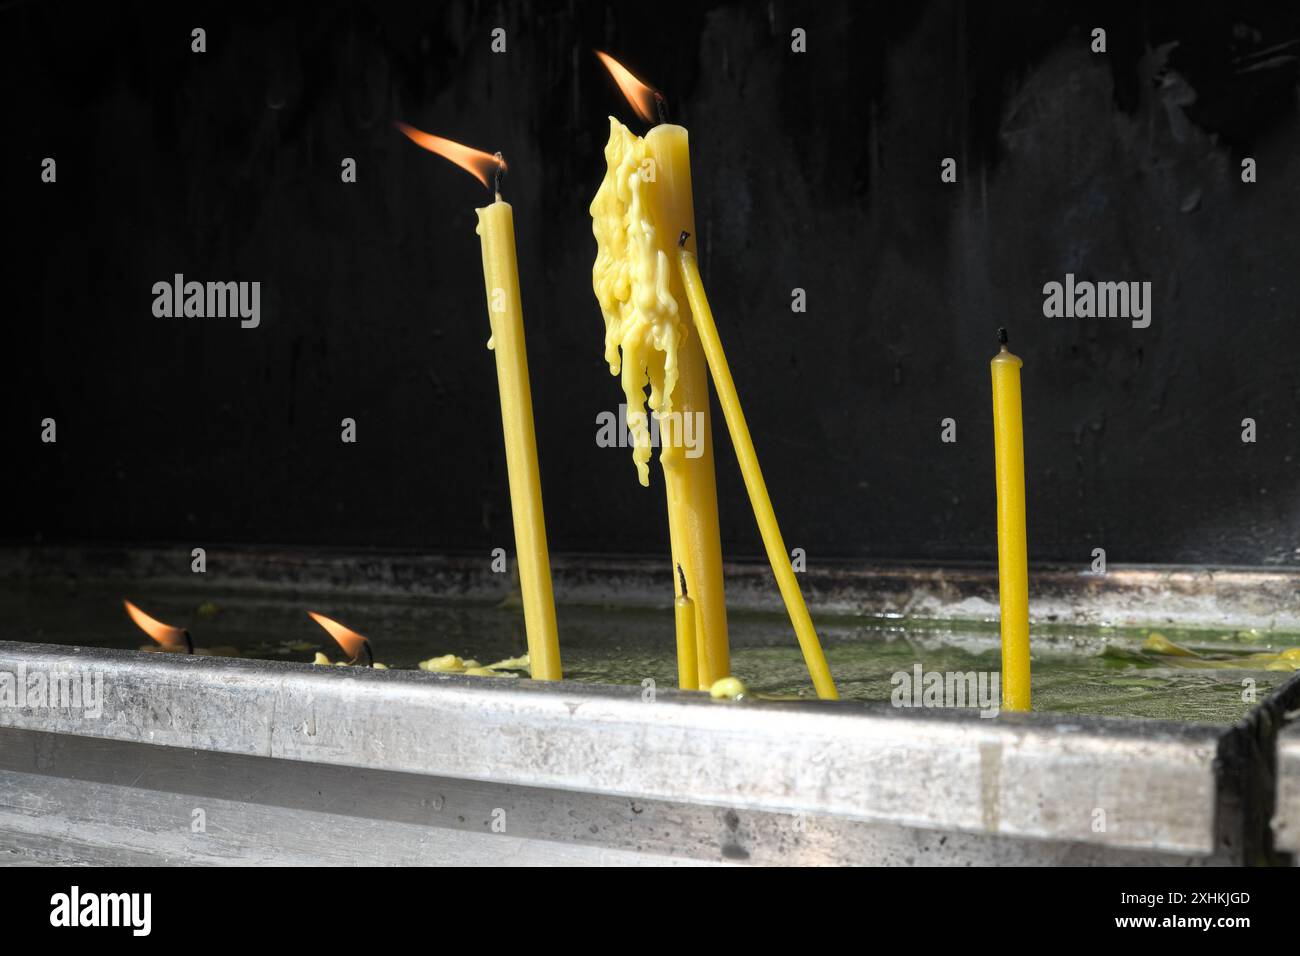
(991, 329, 1030, 711)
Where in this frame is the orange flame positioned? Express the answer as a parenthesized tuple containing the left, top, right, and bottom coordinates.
(595, 51, 658, 123)
(395, 122, 504, 189)
(307, 611, 372, 663)
(123, 600, 190, 650)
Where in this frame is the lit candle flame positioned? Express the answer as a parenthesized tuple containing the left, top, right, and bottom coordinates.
(307, 611, 373, 665)
(395, 122, 505, 190)
(594, 51, 659, 124)
(123, 599, 192, 653)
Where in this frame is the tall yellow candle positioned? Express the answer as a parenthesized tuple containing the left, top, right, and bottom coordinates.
(477, 196, 563, 682)
(677, 242, 838, 700)
(590, 111, 730, 688)
(991, 328, 1030, 711)
(396, 123, 562, 681)
(643, 123, 730, 688)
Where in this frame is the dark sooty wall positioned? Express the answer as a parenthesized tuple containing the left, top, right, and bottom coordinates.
(5, 1, 1300, 566)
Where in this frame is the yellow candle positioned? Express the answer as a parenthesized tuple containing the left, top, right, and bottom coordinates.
(673, 564, 699, 690)
(590, 117, 730, 688)
(643, 123, 730, 688)
(476, 197, 563, 681)
(990, 329, 1030, 711)
(677, 243, 838, 700)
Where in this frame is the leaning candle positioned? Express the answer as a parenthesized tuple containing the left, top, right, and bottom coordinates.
(592, 53, 730, 688)
(990, 328, 1030, 711)
(677, 238, 838, 700)
(397, 123, 562, 682)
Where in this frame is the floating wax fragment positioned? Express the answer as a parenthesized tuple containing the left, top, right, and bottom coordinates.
(464, 666, 517, 678)
(462, 660, 482, 670)
(487, 654, 530, 670)
(313, 652, 332, 665)
(419, 654, 466, 673)
(1267, 660, 1300, 672)
(1142, 633, 1201, 657)
(1280, 648, 1300, 661)
(709, 676, 749, 700)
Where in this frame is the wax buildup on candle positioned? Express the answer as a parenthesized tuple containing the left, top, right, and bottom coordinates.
(590, 117, 684, 487)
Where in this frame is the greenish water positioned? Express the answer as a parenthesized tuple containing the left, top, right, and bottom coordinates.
(5, 582, 1297, 724)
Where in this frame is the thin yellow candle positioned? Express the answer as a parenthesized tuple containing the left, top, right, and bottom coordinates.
(677, 240, 838, 700)
(476, 196, 562, 681)
(395, 121, 562, 682)
(991, 328, 1030, 710)
(673, 564, 699, 690)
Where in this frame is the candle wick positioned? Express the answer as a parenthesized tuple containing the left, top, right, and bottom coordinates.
(997, 327, 1009, 348)
(493, 152, 506, 201)
(654, 91, 669, 125)
(676, 563, 688, 597)
(678, 230, 690, 248)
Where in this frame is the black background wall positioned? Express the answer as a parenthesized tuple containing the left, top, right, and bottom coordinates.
(5, 0, 1299, 567)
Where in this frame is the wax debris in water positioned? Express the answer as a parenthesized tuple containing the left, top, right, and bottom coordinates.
(312, 651, 388, 669)
(416, 652, 530, 677)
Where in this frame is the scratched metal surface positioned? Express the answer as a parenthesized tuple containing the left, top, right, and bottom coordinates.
(4, 547, 1298, 863)
(0, 640, 1227, 865)
(1271, 718, 1300, 862)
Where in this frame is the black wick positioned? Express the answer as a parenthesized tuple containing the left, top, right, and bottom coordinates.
(654, 91, 669, 125)
(678, 230, 690, 248)
(676, 563, 688, 597)
(354, 640, 374, 668)
(997, 327, 1009, 347)
(181, 630, 194, 655)
(493, 152, 506, 199)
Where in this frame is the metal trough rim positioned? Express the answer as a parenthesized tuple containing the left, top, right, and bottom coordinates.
(0, 640, 1222, 856)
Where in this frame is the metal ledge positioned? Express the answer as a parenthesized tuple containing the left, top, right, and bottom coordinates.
(0, 641, 1223, 862)
(1273, 722, 1300, 859)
